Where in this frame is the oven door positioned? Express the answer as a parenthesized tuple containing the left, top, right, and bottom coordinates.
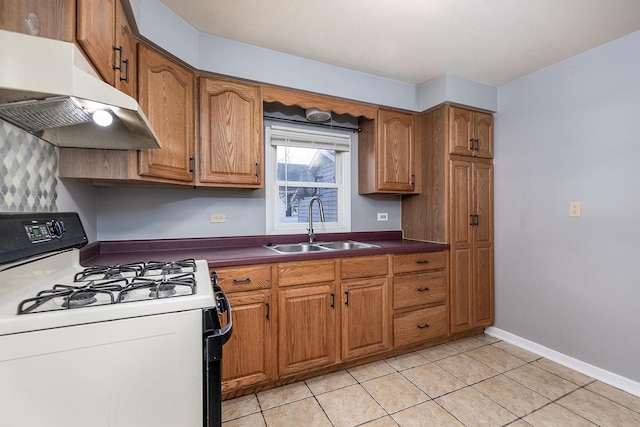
(0, 310, 203, 427)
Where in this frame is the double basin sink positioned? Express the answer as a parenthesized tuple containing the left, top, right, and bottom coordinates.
(265, 240, 379, 254)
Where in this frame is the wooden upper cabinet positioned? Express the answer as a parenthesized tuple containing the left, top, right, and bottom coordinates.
(0, 0, 74, 41)
(198, 78, 263, 188)
(76, 0, 115, 85)
(359, 109, 417, 194)
(76, 0, 135, 92)
(449, 106, 493, 158)
(137, 44, 195, 182)
(114, 0, 136, 98)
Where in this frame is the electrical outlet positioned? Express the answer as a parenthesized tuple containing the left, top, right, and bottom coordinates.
(377, 212, 388, 221)
(569, 202, 581, 217)
(210, 213, 226, 223)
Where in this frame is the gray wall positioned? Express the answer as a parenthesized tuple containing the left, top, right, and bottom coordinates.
(494, 30, 640, 382)
(95, 124, 402, 240)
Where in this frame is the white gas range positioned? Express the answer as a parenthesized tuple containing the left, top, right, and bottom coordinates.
(0, 212, 231, 427)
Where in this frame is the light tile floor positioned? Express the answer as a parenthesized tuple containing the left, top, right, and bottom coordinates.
(222, 334, 640, 426)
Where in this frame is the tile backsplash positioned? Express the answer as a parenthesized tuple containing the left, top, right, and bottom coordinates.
(0, 120, 57, 212)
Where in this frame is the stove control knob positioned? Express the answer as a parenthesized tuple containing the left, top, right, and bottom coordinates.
(48, 220, 66, 238)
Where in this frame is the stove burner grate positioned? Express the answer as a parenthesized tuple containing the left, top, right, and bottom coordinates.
(74, 263, 145, 281)
(17, 279, 127, 314)
(120, 273, 197, 301)
(144, 259, 197, 276)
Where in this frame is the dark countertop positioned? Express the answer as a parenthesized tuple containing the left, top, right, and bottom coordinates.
(80, 231, 449, 268)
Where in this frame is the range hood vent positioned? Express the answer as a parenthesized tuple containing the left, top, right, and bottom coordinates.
(0, 30, 160, 150)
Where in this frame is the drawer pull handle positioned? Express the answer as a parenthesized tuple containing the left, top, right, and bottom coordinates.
(232, 278, 251, 284)
(417, 287, 430, 292)
(344, 291, 349, 307)
(417, 260, 430, 264)
(265, 302, 270, 320)
(330, 293, 335, 309)
(417, 323, 430, 329)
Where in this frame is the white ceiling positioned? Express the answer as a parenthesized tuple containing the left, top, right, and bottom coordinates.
(157, 0, 640, 86)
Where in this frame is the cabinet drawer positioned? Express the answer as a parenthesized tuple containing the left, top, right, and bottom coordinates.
(393, 270, 447, 309)
(393, 305, 447, 347)
(212, 264, 272, 293)
(278, 259, 336, 287)
(341, 255, 388, 279)
(393, 251, 447, 274)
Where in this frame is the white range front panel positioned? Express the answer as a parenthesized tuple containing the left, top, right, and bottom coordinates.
(0, 309, 203, 427)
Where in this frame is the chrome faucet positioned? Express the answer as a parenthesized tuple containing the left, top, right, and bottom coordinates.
(307, 196, 325, 244)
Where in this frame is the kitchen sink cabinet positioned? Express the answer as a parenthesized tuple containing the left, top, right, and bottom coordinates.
(278, 283, 337, 377)
(0, 0, 74, 41)
(76, 0, 136, 96)
(137, 43, 196, 183)
(340, 255, 390, 360)
(198, 77, 263, 188)
(402, 103, 494, 335)
(358, 109, 417, 194)
(213, 265, 275, 393)
(449, 106, 493, 159)
(392, 251, 449, 347)
(277, 259, 337, 377)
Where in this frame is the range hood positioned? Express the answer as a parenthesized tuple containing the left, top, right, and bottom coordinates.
(0, 30, 160, 150)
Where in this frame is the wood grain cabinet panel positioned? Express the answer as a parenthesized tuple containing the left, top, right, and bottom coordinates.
(358, 109, 417, 194)
(199, 78, 263, 188)
(278, 259, 336, 287)
(278, 284, 337, 376)
(137, 44, 195, 182)
(221, 291, 274, 392)
(393, 251, 448, 274)
(449, 106, 493, 158)
(77, 0, 115, 85)
(394, 305, 447, 347)
(213, 264, 272, 293)
(340, 255, 388, 279)
(0, 0, 74, 41)
(393, 270, 447, 310)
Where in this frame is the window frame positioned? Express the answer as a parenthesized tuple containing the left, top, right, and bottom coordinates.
(265, 124, 351, 236)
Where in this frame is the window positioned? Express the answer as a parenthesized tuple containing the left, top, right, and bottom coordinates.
(265, 125, 351, 235)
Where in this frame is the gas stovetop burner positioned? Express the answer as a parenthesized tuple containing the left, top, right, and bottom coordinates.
(17, 279, 127, 314)
(149, 284, 177, 298)
(144, 259, 197, 276)
(119, 273, 197, 302)
(74, 263, 145, 281)
(63, 291, 97, 308)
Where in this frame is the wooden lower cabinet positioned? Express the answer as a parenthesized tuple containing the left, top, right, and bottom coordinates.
(341, 277, 390, 360)
(222, 291, 274, 392)
(392, 251, 449, 348)
(213, 265, 275, 392)
(278, 284, 337, 377)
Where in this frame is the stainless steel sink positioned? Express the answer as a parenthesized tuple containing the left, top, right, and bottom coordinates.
(317, 241, 378, 250)
(265, 240, 378, 254)
(265, 243, 329, 253)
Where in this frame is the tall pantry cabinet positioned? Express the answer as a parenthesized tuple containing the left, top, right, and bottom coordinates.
(401, 104, 494, 334)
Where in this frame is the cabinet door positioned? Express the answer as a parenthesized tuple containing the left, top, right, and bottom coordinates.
(278, 284, 336, 376)
(449, 106, 474, 157)
(341, 278, 390, 360)
(114, 0, 136, 98)
(199, 78, 263, 188)
(472, 112, 493, 159)
(222, 292, 273, 392)
(376, 109, 416, 192)
(0, 0, 73, 41)
(473, 162, 494, 325)
(449, 159, 473, 333)
(137, 44, 195, 182)
(76, 0, 115, 85)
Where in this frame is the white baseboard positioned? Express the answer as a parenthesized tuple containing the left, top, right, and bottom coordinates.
(485, 326, 640, 397)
